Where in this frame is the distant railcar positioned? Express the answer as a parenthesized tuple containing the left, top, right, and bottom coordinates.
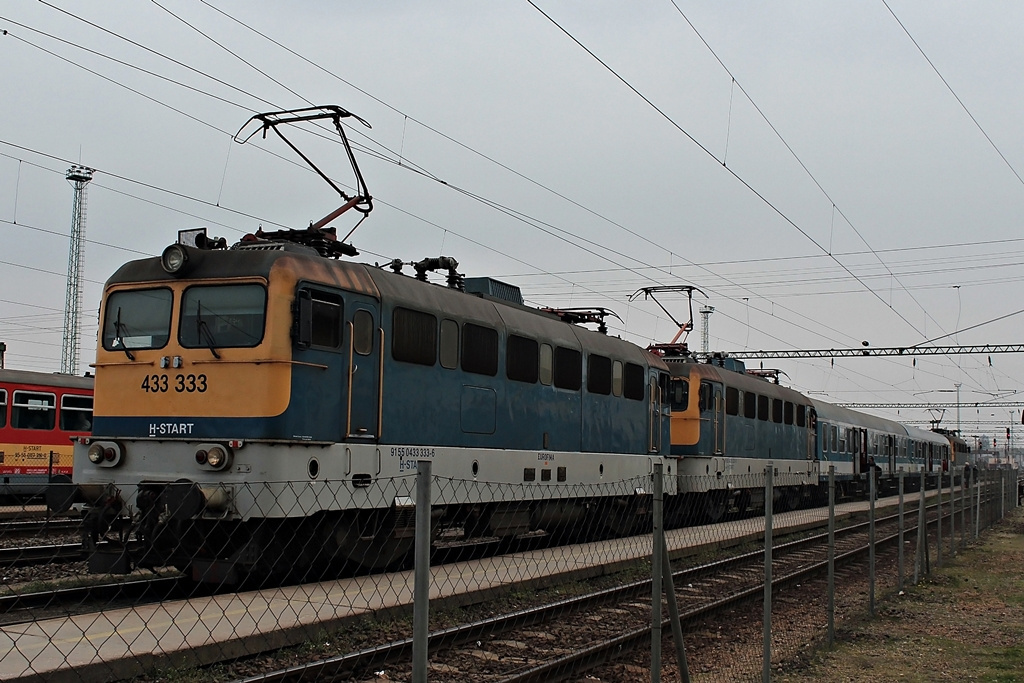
(0, 369, 93, 498)
(659, 350, 949, 516)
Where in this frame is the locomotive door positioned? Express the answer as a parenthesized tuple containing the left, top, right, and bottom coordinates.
(345, 296, 381, 440)
(714, 388, 724, 455)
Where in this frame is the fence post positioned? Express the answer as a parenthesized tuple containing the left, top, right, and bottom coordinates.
(936, 472, 943, 569)
(657, 468, 690, 682)
(763, 463, 773, 683)
(652, 462, 663, 683)
(974, 471, 981, 539)
(412, 459, 432, 683)
(869, 465, 875, 616)
(897, 471, 904, 593)
(1001, 470, 1005, 521)
(950, 467, 955, 558)
(828, 465, 835, 646)
(961, 469, 967, 551)
(921, 471, 929, 589)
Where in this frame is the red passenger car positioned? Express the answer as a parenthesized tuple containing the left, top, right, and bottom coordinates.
(0, 369, 93, 499)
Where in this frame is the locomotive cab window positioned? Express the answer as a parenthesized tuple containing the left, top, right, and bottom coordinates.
(296, 289, 343, 349)
(60, 394, 93, 432)
(670, 378, 688, 410)
(0, 389, 6, 428)
(103, 287, 173, 351)
(181, 283, 267, 348)
(506, 334, 538, 383)
(393, 307, 437, 366)
(462, 323, 498, 376)
(587, 354, 612, 395)
(12, 391, 55, 430)
(796, 404, 806, 427)
(697, 381, 713, 411)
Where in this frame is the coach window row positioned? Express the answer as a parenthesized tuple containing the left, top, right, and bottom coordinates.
(391, 306, 647, 400)
(724, 386, 807, 427)
(0, 391, 93, 432)
(820, 424, 861, 454)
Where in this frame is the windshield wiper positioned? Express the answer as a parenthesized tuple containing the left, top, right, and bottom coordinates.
(195, 301, 221, 359)
(113, 307, 135, 361)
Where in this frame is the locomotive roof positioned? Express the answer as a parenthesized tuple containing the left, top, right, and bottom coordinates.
(0, 368, 94, 390)
(108, 240, 668, 372)
(364, 263, 668, 370)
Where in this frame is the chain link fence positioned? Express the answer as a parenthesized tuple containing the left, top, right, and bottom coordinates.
(0, 462, 1017, 682)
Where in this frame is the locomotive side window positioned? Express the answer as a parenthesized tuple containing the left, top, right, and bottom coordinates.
(507, 334, 539, 383)
(796, 404, 806, 427)
(553, 347, 582, 390)
(0, 389, 6, 428)
(393, 307, 437, 366)
(353, 309, 374, 355)
(670, 378, 688, 410)
(623, 362, 645, 400)
(439, 319, 459, 369)
(462, 323, 498, 376)
(181, 284, 267, 348)
(725, 386, 739, 415)
(60, 394, 93, 432)
(612, 360, 623, 397)
(771, 398, 782, 424)
(103, 288, 173, 351)
(838, 428, 846, 452)
(539, 343, 553, 385)
(586, 354, 612, 395)
(830, 425, 838, 452)
(744, 391, 756, 419)
(12, 391, 55, 430)
(784, 401, 794, 425)
(757, 394, 768, 421)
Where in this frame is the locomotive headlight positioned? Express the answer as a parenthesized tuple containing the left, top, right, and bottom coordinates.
(85, 441, 122, 467)
(160, 244, 189, 274)
(206, 446, 228, 469)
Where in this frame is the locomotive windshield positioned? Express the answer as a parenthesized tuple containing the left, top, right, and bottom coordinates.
(102, 288, 173, 351)
(179, 284, 267, 348)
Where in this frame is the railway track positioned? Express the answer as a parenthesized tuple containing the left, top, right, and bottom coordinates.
(224, 495, 972, 683)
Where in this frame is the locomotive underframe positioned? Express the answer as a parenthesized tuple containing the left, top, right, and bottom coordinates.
(68, 440, 671, 582)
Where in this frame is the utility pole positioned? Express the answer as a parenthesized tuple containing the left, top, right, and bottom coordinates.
(62, 166, 93, 376)
(955, 383, 961, 435)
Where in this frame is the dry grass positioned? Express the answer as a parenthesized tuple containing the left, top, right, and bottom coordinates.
(779, 507, 1024, 682)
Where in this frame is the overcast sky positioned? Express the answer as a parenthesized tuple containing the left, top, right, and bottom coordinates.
(2, 1, 1022, 445)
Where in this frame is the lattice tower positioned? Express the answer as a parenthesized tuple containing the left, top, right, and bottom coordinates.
(62, 166, 93, 375)
(699, 305, 714, 355)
